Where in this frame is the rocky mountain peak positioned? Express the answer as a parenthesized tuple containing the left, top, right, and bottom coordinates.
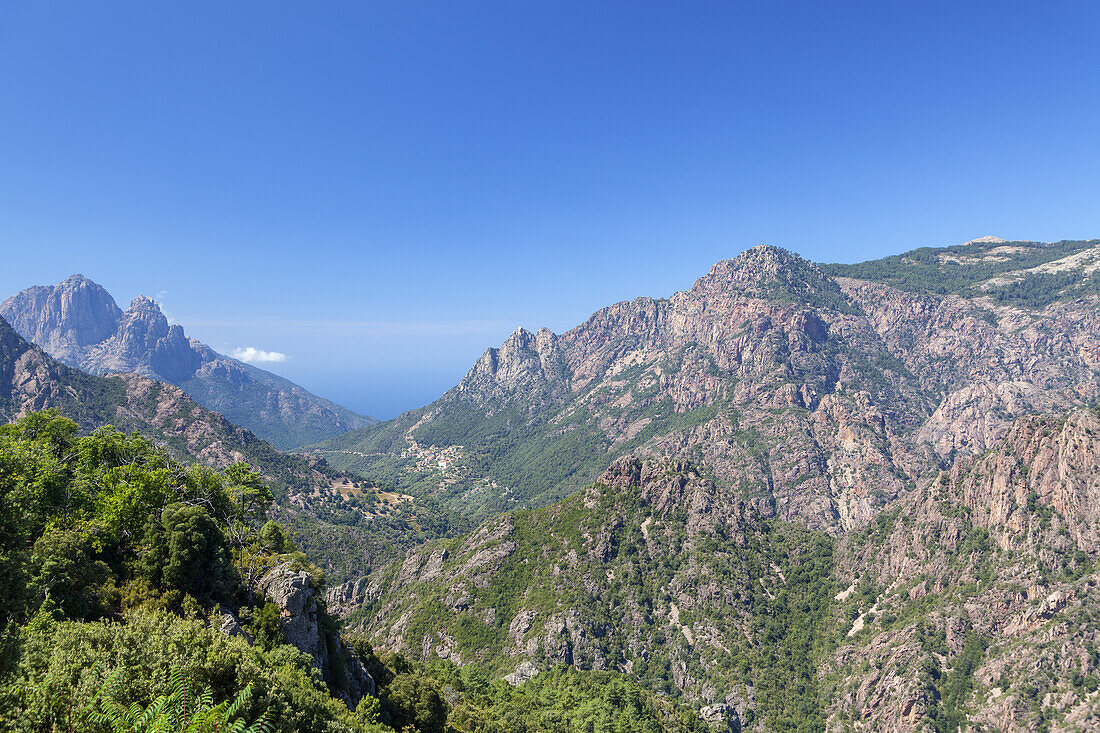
(693, 245, 849, 310)
(114, 295, 173, 352)
(709, 244, 808, 275)
(62, 273, 94, 286)
(503, 326, 535, 348)
(3, 275, 374, 447)
(126, 294, 162, 314)
(0, 274, 123, 360)
(460, 325, 563, 396)
(964, 234, 1008, 245)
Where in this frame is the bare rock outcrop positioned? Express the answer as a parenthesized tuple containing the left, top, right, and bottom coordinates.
(826, 408, 1100, 730)
(259, 564, 331, 672)
(259, 563, 375, 707)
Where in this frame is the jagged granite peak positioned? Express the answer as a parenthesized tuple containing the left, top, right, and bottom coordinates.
(2, 275, 375, 448)
(80, 295, 201, 384)
(122, 294, 169, 327)
(0, 274, 123, 362)
(460, 326, 564, 396)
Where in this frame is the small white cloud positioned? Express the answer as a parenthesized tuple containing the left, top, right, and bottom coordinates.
(230, 347, 288, 364)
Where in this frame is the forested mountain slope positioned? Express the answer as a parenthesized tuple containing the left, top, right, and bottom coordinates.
(327, 407, 1100, 731)
(0, 410, 706, 733)
(0, 314, 461, 583)
(2, 274, 375, 448)
(333, 456, 834, 731)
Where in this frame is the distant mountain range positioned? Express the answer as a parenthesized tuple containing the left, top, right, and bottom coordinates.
(312, 238, 1100, 530)
(1, 274, 376, 448)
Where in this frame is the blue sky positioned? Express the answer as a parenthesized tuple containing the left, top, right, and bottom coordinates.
(2, 1, 1099, 418)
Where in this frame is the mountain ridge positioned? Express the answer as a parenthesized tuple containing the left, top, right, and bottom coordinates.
(314, 239, 1100, 534)
(1, 274, 376, 448)
(5, 237, 1100, 731)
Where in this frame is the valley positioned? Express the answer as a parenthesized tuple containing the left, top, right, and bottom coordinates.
(3, 237, 1099, 731)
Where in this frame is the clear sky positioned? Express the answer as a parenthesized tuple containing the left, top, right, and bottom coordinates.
(2, 1, 1099, 418)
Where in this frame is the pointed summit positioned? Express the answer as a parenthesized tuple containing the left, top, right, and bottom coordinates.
(62, 273, 96, 286)
(460, 325, 564, 400)
(127, 294, 163, 312)
(112, 294, 176, 364)
(695, 245, 852, 311)
(0, 274, 123, 361)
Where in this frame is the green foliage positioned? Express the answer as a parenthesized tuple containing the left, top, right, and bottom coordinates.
(446, 664, 708, 733)
(378, 671, 447, 733)
(747, 522, 835, 732)
(265, 477, 468, 587)
(242, 602, 284, 652)
(987, 269, 1099, 308)
(821, 239, 1098, 299)
(29, 528, 114, 619)
(365, 660, 707, 733)
(923, 632, 989, 733)
(257, 521, 289, 554)
(0, 411, 289, 623)
(221, 464, 275, 547)
(85, 668, 273, 733)
(0, 411, 377, 730)
(140, 503, 234, 603)
(1, 608, 372, 733)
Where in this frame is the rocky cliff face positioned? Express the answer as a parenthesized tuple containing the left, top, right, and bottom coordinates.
(825, 408, 1100, 731)
(0, 275, 122, 363)
(1, 275, 374, 448)
(259, 563, 375, 708)
(458, 326, 567, 406)
(838, 277, 1100, 458)
(319, 241, 1100, 535)
(82, 295, 202, 384)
